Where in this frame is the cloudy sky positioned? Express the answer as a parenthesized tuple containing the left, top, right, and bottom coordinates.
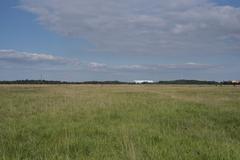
(0, 0, 240, 81)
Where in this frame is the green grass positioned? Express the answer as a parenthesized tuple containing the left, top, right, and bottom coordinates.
(0, 85, 240, 160)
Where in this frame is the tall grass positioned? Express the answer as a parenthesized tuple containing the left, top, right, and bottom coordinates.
(0, 85, 239, 159)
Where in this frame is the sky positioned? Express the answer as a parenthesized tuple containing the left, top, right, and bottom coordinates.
(0, 0, 240, 81)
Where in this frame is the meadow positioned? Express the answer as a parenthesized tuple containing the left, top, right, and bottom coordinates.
(0, 85, 239, 160)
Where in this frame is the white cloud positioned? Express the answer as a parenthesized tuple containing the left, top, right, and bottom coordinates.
(0, 49, 67, 64)
(116, 65, 149, 70)
(88, 62, 106, 68)
(114, 63, 218, 72)
(19, 0, 240, 55)
(172, 24, 196, 34)
(0, 49, 218, 73)
(88, 62, 107, 71)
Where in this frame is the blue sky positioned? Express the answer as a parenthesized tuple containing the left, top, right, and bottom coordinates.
(0, 0, 240, 81)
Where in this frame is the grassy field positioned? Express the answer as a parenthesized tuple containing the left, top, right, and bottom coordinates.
(0, 85, 240, 160)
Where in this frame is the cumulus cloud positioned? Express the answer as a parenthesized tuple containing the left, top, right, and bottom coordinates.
(114, 63, 218, 72)
(0, 49, 218, 72)
(0, 49, 69, 64)
(19, 0, 240, 55)
(85, 62, 218, 73)
(88, 62, 107, 71)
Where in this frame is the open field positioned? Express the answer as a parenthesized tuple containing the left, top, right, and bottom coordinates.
(0, 85, 240, 160)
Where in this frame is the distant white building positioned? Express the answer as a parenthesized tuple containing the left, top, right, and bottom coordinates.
(134, 80, 154, 84)
(232, 80, 240, 84)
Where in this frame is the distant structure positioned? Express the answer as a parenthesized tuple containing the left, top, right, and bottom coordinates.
(134, 80, 154, 84)
(221, 80, 240, 85)
(231, 80, 240, 85)
(232, 80, 240, 84)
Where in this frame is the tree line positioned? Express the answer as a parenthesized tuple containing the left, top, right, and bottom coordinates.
(0, 79, 239, 85)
